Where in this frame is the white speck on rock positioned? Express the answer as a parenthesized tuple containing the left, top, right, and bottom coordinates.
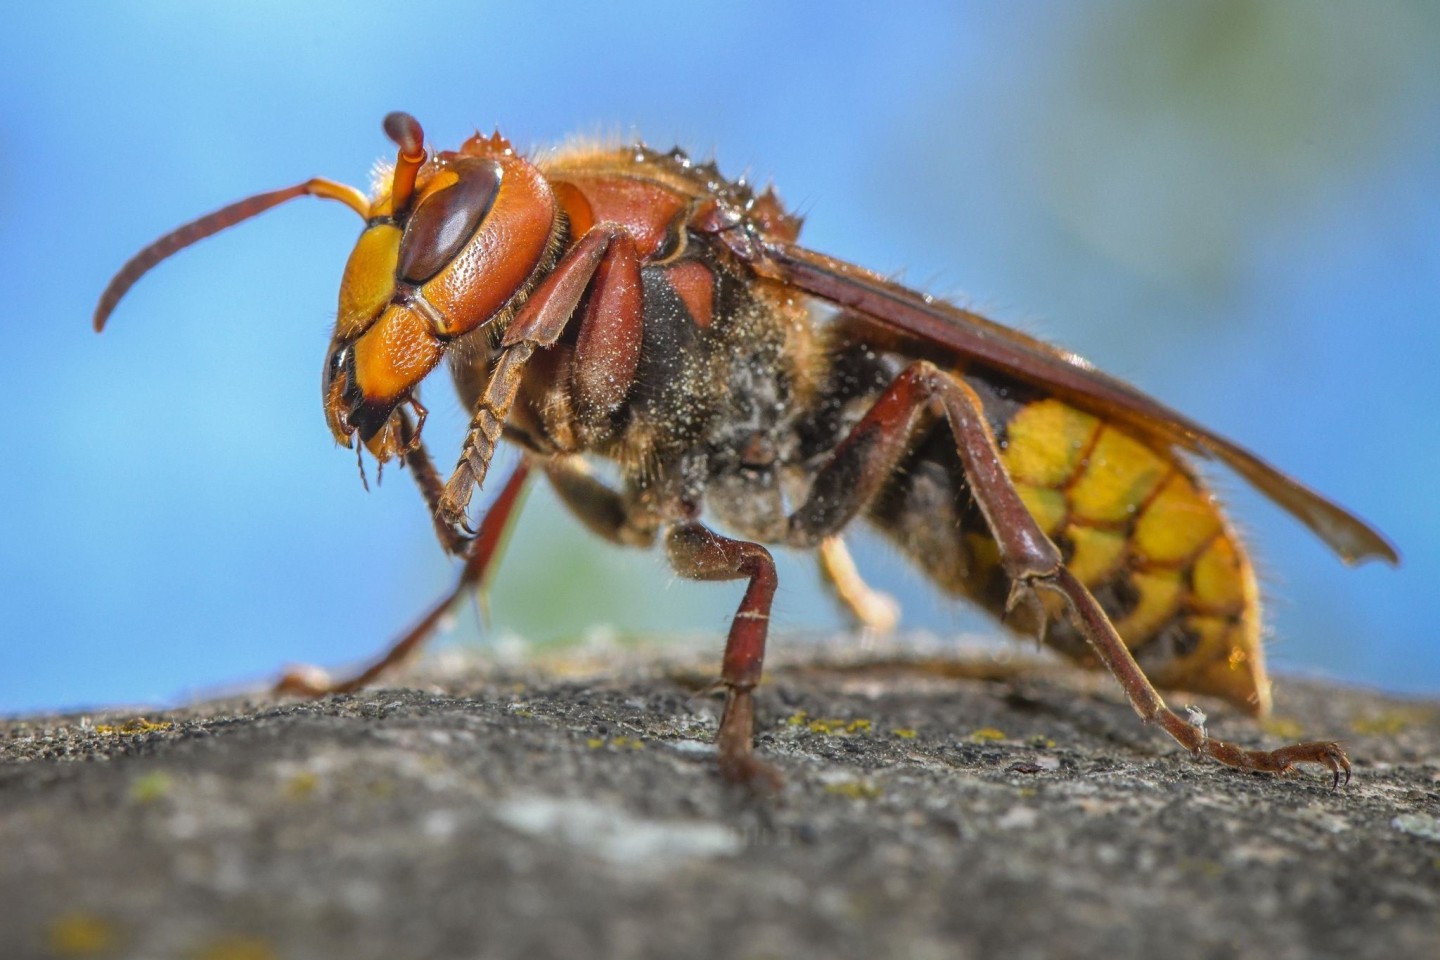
(1391, 813, 1440, 841)
(1293, 804, 1352, 834)
(421, 809, 460, 841)
(996, 806, 1038, 831)
(494, 795, 741, 873)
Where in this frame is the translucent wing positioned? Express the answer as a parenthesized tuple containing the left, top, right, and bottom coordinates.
(739, 239, 1397, 566)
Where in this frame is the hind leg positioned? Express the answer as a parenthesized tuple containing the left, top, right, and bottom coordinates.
(785, 360, 1349, 787)
(817, 537, 899, 632)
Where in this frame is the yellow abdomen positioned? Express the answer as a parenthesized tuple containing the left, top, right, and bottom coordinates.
(1001, 399, 1270, 714)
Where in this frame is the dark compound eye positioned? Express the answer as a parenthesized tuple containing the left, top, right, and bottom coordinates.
(322, 342, 364, 412)
(324, 342, 350, 392)
(397, 161, 502, 284)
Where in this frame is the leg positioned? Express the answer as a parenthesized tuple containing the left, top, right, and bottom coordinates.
(1046, 566, 1350, 787)
(817, 536, 899, 632)
(397, 407, 474, 556)
(665, 522, 782, 790)
(917, 365, 1350, 787)
(439, 225, 643, 534)
(275, 459, 533, 696)
(542, 456, 657, 549)
(439, 341, 534, 536)
(787, 361, 1350, 786)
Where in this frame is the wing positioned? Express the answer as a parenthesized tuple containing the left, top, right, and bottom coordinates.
(737, 238, 1397, 566)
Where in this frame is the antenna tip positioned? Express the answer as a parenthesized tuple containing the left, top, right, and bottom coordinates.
(383, 112, 424, 158)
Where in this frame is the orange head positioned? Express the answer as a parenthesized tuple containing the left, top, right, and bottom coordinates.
(95, 112, 560, 464)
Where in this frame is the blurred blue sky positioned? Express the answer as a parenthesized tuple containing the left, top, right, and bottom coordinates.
(3, 1, 1436, 713)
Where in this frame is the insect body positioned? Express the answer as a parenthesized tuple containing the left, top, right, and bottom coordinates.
(96, 113, 1397, 789)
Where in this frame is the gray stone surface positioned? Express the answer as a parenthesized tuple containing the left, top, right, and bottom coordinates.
(2, 636, 1438, 960)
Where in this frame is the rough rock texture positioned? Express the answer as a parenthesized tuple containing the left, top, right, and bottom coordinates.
(3, 635, 1438, 960)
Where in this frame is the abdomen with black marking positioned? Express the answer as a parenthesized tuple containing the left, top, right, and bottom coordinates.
(869, 391, 1267, 713)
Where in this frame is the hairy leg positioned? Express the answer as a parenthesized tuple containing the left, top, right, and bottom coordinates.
(785, 360, 1349, 786)
(665, 522, 782, 790)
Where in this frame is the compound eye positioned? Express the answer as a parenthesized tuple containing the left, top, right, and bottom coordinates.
(323, 342, 349, 393)
(397, 161, 502, 284)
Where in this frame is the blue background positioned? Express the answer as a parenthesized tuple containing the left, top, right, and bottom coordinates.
(3, 2, 1436, 713)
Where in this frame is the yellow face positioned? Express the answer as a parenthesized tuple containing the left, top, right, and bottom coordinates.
(320, 163, 499, 456)
(320, 154, 556, 461)
(322, 220, 443, 455)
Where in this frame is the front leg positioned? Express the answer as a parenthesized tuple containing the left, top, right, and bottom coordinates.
(440, 341, 536, 534)
(439, 224, 643, 534)
(396, 406, 473, 556)
(276, 458, 533, 697)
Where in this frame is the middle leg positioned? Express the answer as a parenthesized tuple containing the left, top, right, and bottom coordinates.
(665, 522, 781, 789)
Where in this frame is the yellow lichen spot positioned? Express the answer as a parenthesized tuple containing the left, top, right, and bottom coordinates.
(806, 719, 869, 736)
(1064, 524, 1128, 584)
(284, 771, 319, 800)
(46, 912, 117, 956)
(891, 728, 918, 739)
(1352, 710, 1431, 736)
(1112, 569, 1185, 642)
(970, 728, 1007, 743)
(824, 780, 883, 800)
(1067, 428, 1168, 524)
(802, 716, 873, 735)
(193, 935, 279, 960)
(1002, 400, 1099, 487)
(586, 738, 606, 749)
(786, 711, 809, 727)
(1134, 472, 1221, 565)
(129, 771, 173, 804)
(1029, 735, 1057, 749)
(1177, 857, 1226, 879)
(95, 717, 173, 736)
(611, 736, 646, 750)
(1015, 484, 1068, 536)
(1262, 717, 1305, 740)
